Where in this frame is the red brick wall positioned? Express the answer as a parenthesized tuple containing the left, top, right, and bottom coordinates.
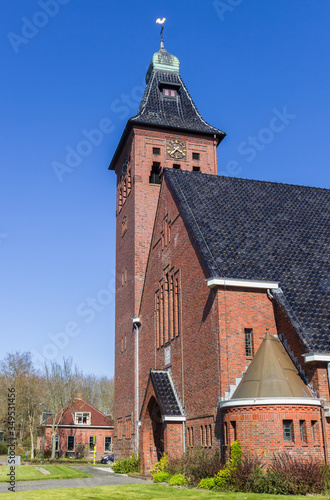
(222, 404, 325, 463)
(113, 125, 218, 460)
(216, 287, 277, 398)
(38, 426, 113, 459)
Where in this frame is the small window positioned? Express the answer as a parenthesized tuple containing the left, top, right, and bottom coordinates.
(163, 88, 176, 98)
(283, 420, 294, 442)
(209, 425, 212, 447)
(105, 436, 112, 452)
(230, 421, 237, 441)
(153, 147, 160, 155)
(311, 420, 317, 442)
(192, 166, 200, 172)
(300, 420, 307, 443)
(149, 162, 161, 184)
(192, 152, 200, 161)
(67, 435, 75, 452)
(89, 436, 96, 451)
(245, 328, 253, 357)
(126, 417, 131, 438)
(173, 164, 181, 169)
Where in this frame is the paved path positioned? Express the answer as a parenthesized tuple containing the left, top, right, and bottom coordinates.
(0, 466, 152, 492)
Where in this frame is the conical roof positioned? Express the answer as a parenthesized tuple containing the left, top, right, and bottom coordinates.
(232, 333, 314, 399)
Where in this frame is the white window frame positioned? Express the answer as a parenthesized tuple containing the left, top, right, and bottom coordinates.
(104, 436, 112, 452)
(67, 435, 75, 452)
(51, 435, 59, 452)
(74, 412, 91, 425)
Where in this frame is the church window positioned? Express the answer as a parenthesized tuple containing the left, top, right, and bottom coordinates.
(193, 166, 200, 172)
(153, 147, 160, 155)
(311, 420, 317, 442)
(126, 416, 131, 438)
(155, 269, 181, 348)
(209, 425, 212, 447)
(244, 328, 253, 357)
(123, 178, 127, 199)
(300, 420, 307, 443)
(283, 420, 294, 442)
(192, 152, 200, 161)
(205, 425, 208, 447)
(149, 162, 161, 184)
(200, 426, 204, 446)
(173, 164, 181, 169)
(191, 427, 194, 446)
(230, 421, 237, 441)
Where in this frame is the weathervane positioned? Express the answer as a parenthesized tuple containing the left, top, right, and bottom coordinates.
(156, 17, 166, 48)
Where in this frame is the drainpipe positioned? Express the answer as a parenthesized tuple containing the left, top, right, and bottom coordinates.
(133, 317, 141, 457)
(182, 421, 186, 454)
(320, 399, 329, 465)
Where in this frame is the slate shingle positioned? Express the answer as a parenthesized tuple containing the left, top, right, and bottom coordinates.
(165, 168, 330, 353)
(150, 370, 184, 417)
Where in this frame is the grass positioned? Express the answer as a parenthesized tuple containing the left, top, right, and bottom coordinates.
(0, 464, 91, 482)
(0, 484, 327, 499)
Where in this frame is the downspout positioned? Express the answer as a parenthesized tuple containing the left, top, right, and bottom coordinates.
(320, 400, 328, 465)
(182, 421, 186, 454)
(133, 317, 141, 457)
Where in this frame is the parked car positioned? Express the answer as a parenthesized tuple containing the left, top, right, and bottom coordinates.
(101, 453, 114, 464)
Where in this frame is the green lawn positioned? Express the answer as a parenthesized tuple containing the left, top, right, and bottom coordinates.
(0, 484, 326, 499)
(0, 464, 91, 482)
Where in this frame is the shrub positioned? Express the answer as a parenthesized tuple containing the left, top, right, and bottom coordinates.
(198, 477, 216, 489)
(169, 473, 186, 486)
(152, 471, 171, 483)
(229, 440, 242, 468)
(168, 447, 222, 485)
(150, 453, 169, 476)
(214, 467, 231, 489)
(265, 453, 328, 495)
(111, 452, 140, 474)
(230, 453, 264, 492)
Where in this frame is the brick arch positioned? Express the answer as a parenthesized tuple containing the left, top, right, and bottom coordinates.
(140, 396, 165, 471)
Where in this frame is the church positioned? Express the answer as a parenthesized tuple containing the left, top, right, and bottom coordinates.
(109, 34, 330, 472)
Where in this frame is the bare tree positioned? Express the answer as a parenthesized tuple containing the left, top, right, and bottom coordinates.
(0, 352, 42, 458)
(43, 358, 80, 459)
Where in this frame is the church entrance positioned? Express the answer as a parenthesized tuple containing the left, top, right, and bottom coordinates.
(148, 396, 164, 461)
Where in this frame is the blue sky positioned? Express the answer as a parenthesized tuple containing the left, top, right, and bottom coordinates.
(1, 0, 329, 377)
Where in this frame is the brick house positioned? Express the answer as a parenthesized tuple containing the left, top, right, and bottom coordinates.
(38, 396, 114, 458)
(109, 36, 330, 471)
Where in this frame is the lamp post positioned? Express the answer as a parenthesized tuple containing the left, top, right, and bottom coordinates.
(40, 403, 48, 465)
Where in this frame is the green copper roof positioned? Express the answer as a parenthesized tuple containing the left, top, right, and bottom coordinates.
(232, 333, 314, 399)
(146, 42, 180, 84)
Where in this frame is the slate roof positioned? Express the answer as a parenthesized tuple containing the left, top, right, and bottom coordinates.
(46, 397, 113, 427)
(165, 168, 330, 353)
(150, 370, 184, 417)
(130, 70, 225, 140)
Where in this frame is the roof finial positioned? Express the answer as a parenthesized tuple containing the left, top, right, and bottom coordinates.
(156, 17, 166, 49)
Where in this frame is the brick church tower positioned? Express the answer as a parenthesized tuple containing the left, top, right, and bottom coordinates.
(109, 35, 225, 459)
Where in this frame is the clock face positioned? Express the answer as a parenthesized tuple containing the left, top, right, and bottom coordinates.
(167, 139, 186, 159)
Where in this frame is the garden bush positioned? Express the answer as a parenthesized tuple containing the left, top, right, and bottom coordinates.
(152, 471, 171, 483)
(169, 473, 186, 486)
(198, 477, 216, 489)
(111, 452, 140, 474)
(150, 453, 169, 476)
(167, 447, 223, 485)
(263, 453, 328, 495)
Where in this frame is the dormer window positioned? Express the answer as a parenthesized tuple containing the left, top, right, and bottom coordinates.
(75, 412, 91, 425)
(163, 88, 176, 98)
